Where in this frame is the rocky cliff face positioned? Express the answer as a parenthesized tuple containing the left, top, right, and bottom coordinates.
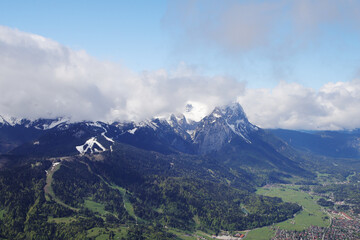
(193, 103, 258, 154)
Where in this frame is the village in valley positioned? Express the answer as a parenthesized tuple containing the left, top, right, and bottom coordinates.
(222, 177, 360, 240)
(189, 178, 360, 240)
(272, 210, 360, 239)
(262, 178, 360, 240)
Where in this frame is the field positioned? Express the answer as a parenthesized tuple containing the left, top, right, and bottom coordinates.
(246, 184, 330, 239)
(47, 216, 76, 224)
(110, 184, 139, 222)
(84, 199, 108, 215)
(0, 209, 5, 220)
(168, 228, 214, 240)
(86, 169, 140, 223)
(316, 172, 333, 184)
(87, 227, 127, 239)
(245, 227, 274, 240)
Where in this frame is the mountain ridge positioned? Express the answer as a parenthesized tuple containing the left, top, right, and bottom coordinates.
(0, 102, 312, 183)
(0, 102, 256, 155)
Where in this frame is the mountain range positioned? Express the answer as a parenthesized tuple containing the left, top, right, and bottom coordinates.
(0, 102, 359, 239)
(0, 103, 312, 180)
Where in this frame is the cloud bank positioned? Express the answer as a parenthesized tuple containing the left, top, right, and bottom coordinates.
(0, 26, 244, 122)
(2, 26, 360, 130)
(161, 0, 360, 130)
(239, 80, 360, 130)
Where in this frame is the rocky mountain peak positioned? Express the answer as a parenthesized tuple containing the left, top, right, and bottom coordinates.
(193, 102, 258, 154)
(168, 113, 187, 128)
(218, 102, 247, 121)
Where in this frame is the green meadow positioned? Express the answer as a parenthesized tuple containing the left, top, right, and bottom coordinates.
(47, 216, 76, 224)
(0, 209, 5, 220)
(84, 199, 108, 215)
(87, 227, 127, 240)
(246, 184, 330, 239)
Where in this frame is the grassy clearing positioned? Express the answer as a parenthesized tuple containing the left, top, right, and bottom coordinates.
(248, 184, 330, 239)
(44, 163, 78, 211)
(168, 228, 213, 240)
(86, 168, 139, 221)
(44, 163, 61, 198)
(47, 216, 76, 224)
(84, 199, 107, 215)
(195, 230, 214, 240)
(0, 209, 5, 220)
(167, 228, 217, 240)
(168, 229, 195, 240)
(87, 227, 127, 240)
(317, 172, 331, 177)
(284, 175, 304, 184)
(316, 172, 336, 184)
(245, 227, 275, 240)
(26, 196, 41, 222)
(110, 185, 139, 222)
(31, 162, 42, 168)
(193, 215, 201, 227)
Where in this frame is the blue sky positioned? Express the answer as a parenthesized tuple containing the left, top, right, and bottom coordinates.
(2, 0, 359, 89)
(1, 0, 360, 129)
(0, 0, 170, 70)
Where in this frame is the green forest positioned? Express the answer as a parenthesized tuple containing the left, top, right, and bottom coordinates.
(0, 146, 302, 239)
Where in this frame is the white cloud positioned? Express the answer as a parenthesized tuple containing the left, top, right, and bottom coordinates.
(162, 0, 360, 130)
(3, 25, 360, 130)
(164, 0, 360, 53)
(0, 26, 244, 122)
(238, 80, 360, 130)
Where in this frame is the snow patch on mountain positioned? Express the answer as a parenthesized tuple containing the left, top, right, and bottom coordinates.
(41, 118, 69, 130)
(128, 128, 138, 134)
(102, 132, 114, 143)
(213, 113, 222, 118)
(86, 122, 103, 128)
(0, 115, 70, 130)
(0, 115, 23, 126)
(226, 120, 251, 144)
(0, 116, 7, 125)
(186, 129, 195, 139)
(100, 127, 114, 143)
(136, 120, 159, 130)
(76, 137, 106, 155)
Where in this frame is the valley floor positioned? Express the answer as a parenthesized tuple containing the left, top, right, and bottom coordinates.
(78, 183, 360, 240)
(244, 184, 360, 240)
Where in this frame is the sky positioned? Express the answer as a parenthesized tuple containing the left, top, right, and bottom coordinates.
(1, 0, 360, 130)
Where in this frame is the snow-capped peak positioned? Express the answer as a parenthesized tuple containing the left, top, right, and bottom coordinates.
(136, 119, 159, 130)
(192, 102, 258, 154)
(0, 115, 25, 126)
(167, 113, 187, 127)
(37, 117, 70, 130)
(0, 115, 70, 130)
(215, 102, 247, 120)
(0, 115, 7, 125)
